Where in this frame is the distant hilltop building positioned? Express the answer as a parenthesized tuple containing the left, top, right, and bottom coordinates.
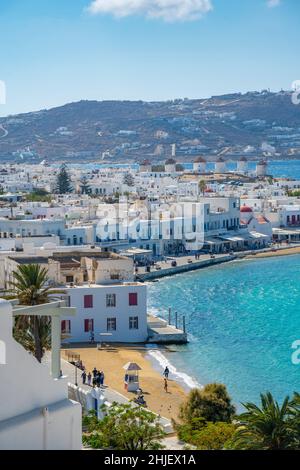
(215, 157, 227, 174)
(193, 156, 206, 174)
(256, 160, 268, 177)
(237, 157, 248, 174)
(165, 158, 177, 173)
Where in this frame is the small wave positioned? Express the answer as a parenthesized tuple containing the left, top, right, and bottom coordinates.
(147, 349, 202, 390)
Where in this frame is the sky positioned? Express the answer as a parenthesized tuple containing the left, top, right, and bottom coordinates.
(0, 0, 299, 116)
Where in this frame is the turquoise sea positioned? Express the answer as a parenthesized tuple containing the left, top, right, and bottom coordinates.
(147, 255, 300, 409)
(63, 160, 300, 180)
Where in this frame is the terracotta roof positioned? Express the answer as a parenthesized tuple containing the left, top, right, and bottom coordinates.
(240, 205, 253, 213)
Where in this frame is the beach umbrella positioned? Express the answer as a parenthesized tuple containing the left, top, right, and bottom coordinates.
(123, 362, 142, 371)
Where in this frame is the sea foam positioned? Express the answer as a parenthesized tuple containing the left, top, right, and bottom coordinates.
(146, 348, 202, 391)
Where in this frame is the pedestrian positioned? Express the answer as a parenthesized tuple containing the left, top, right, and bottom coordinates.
(92, 367, 97, 378)
(87, 372, 92, 387)
(163, 366, 169, 379)
(96, 372, 101, 388)
(81, 370, 87, 385)
(164, 378, 168, 393)
(100, 371, 105, 387)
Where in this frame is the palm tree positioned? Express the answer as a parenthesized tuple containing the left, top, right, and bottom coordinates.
(8, 264, 61, 363)
(13, 317, 52, 356)
(229, 392, 299, 450)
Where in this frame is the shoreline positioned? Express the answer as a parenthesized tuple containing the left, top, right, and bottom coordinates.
(64, 343, 188, 420)
(64, 248, 300, 420)
(145, 346, 202, 392)
(139, 246, 300, 283)
(244, 245, 300, 259)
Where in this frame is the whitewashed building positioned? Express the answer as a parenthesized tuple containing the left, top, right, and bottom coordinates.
(64, 282, 147, 343)
(0, 300, 82, 450)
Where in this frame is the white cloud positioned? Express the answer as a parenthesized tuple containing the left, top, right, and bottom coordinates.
(267, 0, 281, 7)
(87, 0, 213, 22)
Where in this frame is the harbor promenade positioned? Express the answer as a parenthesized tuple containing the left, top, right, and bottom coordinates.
(136, 253, 236, 281)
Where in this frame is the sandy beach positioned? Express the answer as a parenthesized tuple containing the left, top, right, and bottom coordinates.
(246, 245, 300, 259)
(62, 344, 187, 420)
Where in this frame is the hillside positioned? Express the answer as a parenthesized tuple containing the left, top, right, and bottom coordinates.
(0, 90, 300, 163)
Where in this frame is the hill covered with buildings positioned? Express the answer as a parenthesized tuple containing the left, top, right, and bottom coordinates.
(0, 90, 300, 163)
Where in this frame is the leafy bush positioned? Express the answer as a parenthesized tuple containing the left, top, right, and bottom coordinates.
(83, 402, 166, 450)
(179, 384, 236, 424)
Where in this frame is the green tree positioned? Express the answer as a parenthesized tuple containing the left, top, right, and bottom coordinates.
(199, 180, 206, 195)
(194, 422, 236, 450)
(123, 173, 135, 187)
(55, 164, 73, 194)
(13, 317, 51, 356)
(79, 176, 91, 195)
(179, 384, 236, 425)
(228, 392, 299, 450)
(83, 403, 166, 450)
(8, 264, 61, 363)
(25, 189, 52, 202)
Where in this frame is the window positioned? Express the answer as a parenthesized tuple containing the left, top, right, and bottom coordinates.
(84, 295, 93, 308)
(106, 294, 116, 307)
(110, 274, 120, 280)
(129, 293, 138, 306)
(61, 320, 71, 334)
(129, 317, 139, 330)
(84, 319, 94, 333)
(107, 318, 116, 331)
(66, 275, 74, 284)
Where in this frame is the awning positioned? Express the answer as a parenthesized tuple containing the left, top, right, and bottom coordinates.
(219, 234, 245, 242)
(273, 228, 300, 236)
(204, 237, 227, 246)
(249, 231, 269, 239)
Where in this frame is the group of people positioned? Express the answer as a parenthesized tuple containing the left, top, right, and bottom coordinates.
(81, 367, 105, 388)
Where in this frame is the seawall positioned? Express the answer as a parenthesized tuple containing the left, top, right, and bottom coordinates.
(137, 254, 236, 281)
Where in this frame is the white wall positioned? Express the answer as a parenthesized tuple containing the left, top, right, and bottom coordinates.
(0, 300, 82, 450)
(65, 284, 148, 343)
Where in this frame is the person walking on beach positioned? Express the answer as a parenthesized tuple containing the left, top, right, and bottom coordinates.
(87, 372, 92, 387)
(100, 371, 105, 387)
(164, 378, 168, 393)
(163, 366, 170, 379)
(81, 370, 87, 385)
(96, 372, 101, 388)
